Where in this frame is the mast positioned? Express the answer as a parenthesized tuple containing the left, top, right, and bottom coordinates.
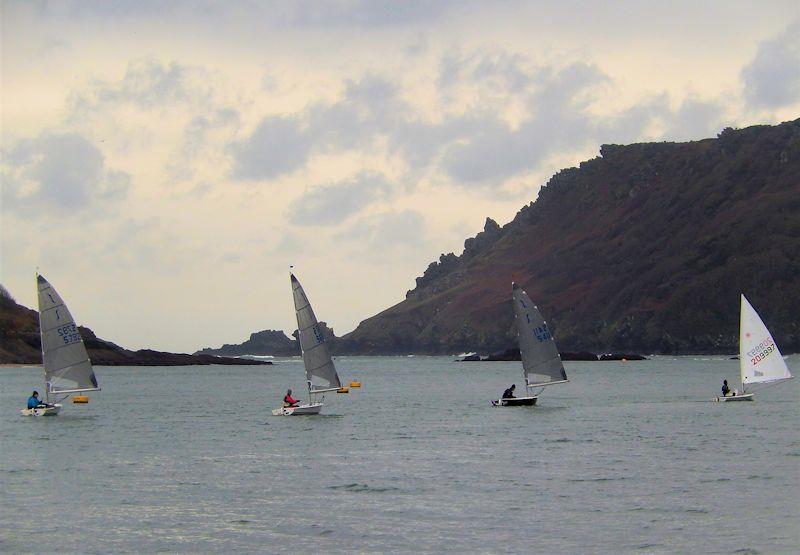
(739, 294, 746, 393)
(36, 272, 49, 403)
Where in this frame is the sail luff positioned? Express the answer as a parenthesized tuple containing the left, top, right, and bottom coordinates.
(36, 274, 48, 402)
(291, 274, 342, 392)
(513, 283, 567, 386)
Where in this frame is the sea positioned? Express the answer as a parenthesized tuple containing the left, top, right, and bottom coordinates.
(1, 356, 798, 554)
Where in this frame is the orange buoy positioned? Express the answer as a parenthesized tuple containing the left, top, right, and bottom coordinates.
(73, 395, 90, 403)
(349, 381, 362, 388)
(337, 387, 350, 394)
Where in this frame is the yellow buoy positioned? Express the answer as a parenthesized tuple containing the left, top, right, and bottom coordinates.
(349, 381, 362, 388)
(73, 396, 90, 403)
(337, 387, 350, 394)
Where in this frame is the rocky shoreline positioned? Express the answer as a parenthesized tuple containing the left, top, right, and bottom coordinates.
(456, 348, 648, 362)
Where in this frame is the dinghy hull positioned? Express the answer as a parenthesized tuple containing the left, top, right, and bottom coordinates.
(20, 404, 62, 416)
(715, 393, 754, 402)
(492, 396, 537, 406)
(271, 403, 323, 416)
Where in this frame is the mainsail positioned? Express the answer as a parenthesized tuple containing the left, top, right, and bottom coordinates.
(513, 282, 567, 387)
(37, 274, 100, 396)
(291, 274, 342, 392)
(739, 294, 792, 387)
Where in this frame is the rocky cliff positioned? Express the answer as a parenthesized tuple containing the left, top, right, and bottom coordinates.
(336, 120, 800, 355)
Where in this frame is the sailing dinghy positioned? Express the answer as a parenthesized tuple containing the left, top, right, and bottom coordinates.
(493, 283, 568, 406)
(21, 274, 100, 416)
(272, 273, 344, 416)
(717, 294, 793, 402)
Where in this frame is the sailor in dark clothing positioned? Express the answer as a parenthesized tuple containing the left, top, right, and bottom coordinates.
(502, 384, 516, 399)
(721, 379, 731, 397)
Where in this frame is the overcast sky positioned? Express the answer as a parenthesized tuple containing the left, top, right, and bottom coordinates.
(2, 1, 799, 352)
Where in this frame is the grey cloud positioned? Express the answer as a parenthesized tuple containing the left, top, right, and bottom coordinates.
(70, 57, 211, 116)
(184, 108, 240, 156)
(287, 172, 394, 226)
(309, 74, 406, 150)
(231, 74, 401, 180)
(440, 62, 607, 184)
(231, 54, 730, 191)
(229, 116, 312, 180)
(660, 97, 726, 141)
(2, 132, 130, 216)
(290, 0, 460, 27)
(742, 21, 800, 110)
(336, 209, 426, 250)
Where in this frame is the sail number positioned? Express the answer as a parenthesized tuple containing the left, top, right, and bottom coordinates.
(56, 323, 81, 345)
(533, 323, 552, 342)
(747, 337, 775, 366)
(312, 324, 325, 344)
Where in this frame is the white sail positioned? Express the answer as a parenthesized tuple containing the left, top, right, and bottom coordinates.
(291, 274, 342, 392)
(739, 294, 792, 387)
(513, 283, 567, 386)
(37, 274, 100, 396)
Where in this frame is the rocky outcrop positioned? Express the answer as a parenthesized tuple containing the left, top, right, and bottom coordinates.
(338, 119, 800, 355)
(196, 329, 299, 357)
(196, 322, 339, 357)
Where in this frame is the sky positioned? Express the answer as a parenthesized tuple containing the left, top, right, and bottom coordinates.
(2, 1, 799, 353)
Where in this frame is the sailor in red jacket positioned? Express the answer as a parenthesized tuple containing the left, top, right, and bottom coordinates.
(283, 389, 299, 407)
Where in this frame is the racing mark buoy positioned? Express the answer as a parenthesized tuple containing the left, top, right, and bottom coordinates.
(349, 380, 362, 388)
(337, 387, 350, 394)
(73, 396, 90, 403)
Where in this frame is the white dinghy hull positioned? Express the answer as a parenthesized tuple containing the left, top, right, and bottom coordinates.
(20, 404, 62, 416)
(715, 394, 754, 402)
(272, 403, 323, 416)
(492, 396, 538, 407)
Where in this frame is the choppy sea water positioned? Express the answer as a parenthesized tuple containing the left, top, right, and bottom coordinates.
(1, 356, 798, 554)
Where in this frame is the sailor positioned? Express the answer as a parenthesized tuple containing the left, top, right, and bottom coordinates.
(283, 389, 299, 407)
(721, 379, 731, 397)
(27, 391, 45, 409)
(502, 384, 516, 399)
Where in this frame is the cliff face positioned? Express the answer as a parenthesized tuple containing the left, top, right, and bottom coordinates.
(0, 289, 269, 366)
(337, 120, 800, 355)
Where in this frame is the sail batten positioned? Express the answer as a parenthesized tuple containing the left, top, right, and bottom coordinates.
(291, 274, 342, 392)
(37, 275, 100, 395)
(739, 294, 792, 388)
(513, 283, 568, 386)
